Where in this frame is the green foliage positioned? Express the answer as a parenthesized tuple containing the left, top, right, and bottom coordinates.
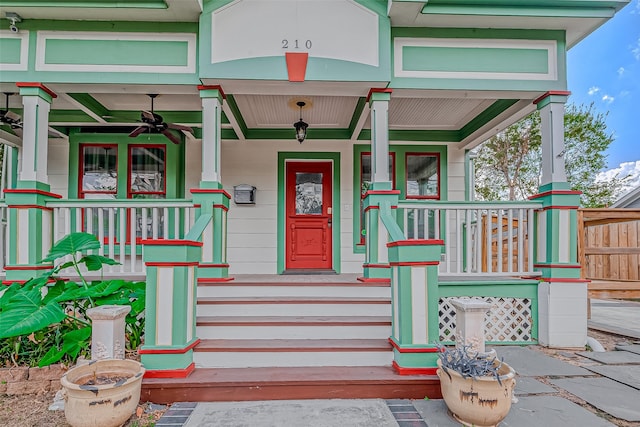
(0, 232, 145, 367)
(475, 103, 627, 207)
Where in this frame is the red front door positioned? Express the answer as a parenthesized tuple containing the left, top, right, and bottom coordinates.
(285, 161, 333, 270)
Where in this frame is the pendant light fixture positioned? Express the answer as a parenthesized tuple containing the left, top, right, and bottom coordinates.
(293, 101, 308, 143)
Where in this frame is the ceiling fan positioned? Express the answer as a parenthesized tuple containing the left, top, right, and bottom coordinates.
(0, 92, 23, 137)
(129, 94, 193, 144)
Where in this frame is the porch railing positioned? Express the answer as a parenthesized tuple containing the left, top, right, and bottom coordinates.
(46, 199, 196, 277)
(397, 201, 542, 277)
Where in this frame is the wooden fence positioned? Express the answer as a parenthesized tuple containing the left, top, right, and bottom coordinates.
(578, 208, 640, 299)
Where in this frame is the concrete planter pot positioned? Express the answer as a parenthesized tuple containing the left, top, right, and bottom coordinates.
(437, 358, 516, 427)
(61, 359, 145, 427)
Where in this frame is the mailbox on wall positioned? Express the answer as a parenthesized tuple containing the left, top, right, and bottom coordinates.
(233, 184, 256, 204)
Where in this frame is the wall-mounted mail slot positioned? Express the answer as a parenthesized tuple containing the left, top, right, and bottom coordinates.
(233, 184, 256, 204)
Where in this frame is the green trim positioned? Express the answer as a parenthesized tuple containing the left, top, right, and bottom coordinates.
(67, 93, 110, 120)
(357, 130, 459, 142)
(535, 93, 571, 109)
(225, 95, 248, 136)
(276, 152, 341, 274)
(139, 350, 194, 371)
(347, 97, 367, 137)
(1, 0, 167, 8)
(0, 20, 196, 33)
(421, 2, 619, 18)
(459, 99, 519, 140)
(18, 86, 53, 104)
(0, 37, 22, 64)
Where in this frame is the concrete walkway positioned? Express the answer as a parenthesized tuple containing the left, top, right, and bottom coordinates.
(153, 299, 640, 427)
(152, 342, 640, 427)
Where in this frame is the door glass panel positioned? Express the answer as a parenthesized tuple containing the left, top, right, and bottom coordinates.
(295, 172, 323, 215)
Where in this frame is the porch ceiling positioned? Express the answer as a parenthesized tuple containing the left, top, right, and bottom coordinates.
(0, 81, 540, 150)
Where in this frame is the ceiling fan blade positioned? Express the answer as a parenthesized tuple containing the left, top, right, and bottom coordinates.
(11, 127, 23, 137)
(129, 126, 148, 138)
(161, 129, 181, 145)
(141, 110, 156, 122)
(168, 123, 193, 133)
(5, 110, 21, 123)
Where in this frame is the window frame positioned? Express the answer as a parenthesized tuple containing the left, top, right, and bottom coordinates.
(404, 152, 441, 200)
(78, 143, 119, 199)
(126, 144, 167, 199)
(358, 151, 396, 245)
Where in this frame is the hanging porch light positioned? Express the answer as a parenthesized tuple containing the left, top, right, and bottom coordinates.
(293, 101, 308, 143)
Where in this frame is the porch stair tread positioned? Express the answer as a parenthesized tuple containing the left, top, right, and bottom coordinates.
(199, 281, 390, 287)
(141, 366, 441, 403)
(197, 296, 391, 304)
(196, 316, 392, 325)
(195, 338, 392, 352)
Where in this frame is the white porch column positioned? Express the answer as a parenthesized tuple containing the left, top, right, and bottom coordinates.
(535, 91, 570, 187)
(531, 91, 586, 349)
(17, 83, 56, 184)
(369, 88, 392, 186)
(198, 85, 224, 185)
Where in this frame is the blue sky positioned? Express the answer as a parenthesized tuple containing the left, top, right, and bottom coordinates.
(567, 0, 640, 172)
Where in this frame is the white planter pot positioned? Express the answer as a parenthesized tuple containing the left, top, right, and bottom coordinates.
(437, 358, 516, 427)
(61, 359, 145, 427)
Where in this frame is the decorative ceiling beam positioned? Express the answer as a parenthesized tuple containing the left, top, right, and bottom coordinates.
(223, 95, 247, 141)
(349, 97, 370, 141)
(63, 93, 109, 124)
(0, 129, 22, 148)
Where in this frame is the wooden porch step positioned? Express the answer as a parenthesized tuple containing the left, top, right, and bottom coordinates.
(196, 297, 391, 316)
(193, 339, 394, 368)
(141, 366, 441, 403)
(197, 283, 390, 298)
(196, 316, 392, 340)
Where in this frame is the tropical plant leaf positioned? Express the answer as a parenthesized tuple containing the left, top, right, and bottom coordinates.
(81, 254, 121, 271)
(0, 290, 66, 339)
(42, 280, 67, 304)
(41, 232, 101, 262)
(0, 283, 21, 311)
(38, 346, 65, 367)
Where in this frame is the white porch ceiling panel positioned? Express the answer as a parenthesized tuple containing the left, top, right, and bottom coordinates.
(91, 93, 202, 112)
(234, 95, 361, 129)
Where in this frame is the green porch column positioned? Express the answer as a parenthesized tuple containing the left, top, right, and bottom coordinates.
(191, 189, 232, 282)
(3, 83, 59, 284)
(531, 91, 587, 348)
(193, 85, 232, 282)
(361, 88, 395, 281)
(388, 239, 444, 375)
(139, 239, 202, 378)
(361, 190, 399, 281)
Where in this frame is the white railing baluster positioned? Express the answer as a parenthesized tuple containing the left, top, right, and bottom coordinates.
(108, 208, 115, 274)
(397, 201, 542, 277)
(130, 207, 137, 274)
(119, 207, 126, 273)
(163, 207, 169, 238)
(152, 208, 159, 239)
(98, 208, 105, 257)
(497, 208, 503, 273)
(507, 209, 513, 273)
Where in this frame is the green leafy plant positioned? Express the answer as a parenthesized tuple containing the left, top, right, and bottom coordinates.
(0, 232, 145, 367)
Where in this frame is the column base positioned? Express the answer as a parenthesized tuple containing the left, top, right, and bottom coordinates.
(140, 339, 200, 378)
(538, 279, 588, 348)
(359, 263, 391, 282)
(389, 338, 439, 375)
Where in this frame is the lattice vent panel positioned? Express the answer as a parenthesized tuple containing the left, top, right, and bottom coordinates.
(439, 297, 534, 343)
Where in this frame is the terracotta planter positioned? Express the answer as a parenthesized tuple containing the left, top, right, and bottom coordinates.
(61, 359, 145, 427)
(437, 358, 516, 427)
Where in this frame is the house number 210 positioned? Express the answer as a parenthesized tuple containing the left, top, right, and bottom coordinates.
(282, 39, 312, 49)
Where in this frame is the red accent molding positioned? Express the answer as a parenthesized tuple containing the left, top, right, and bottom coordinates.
(146, 261, 199, 267)
(4, 188, 62, 198)
(213, 204, 229, 212)
(197, 85, 226, 99)
(285, 52, 309, 82)
(198, 277, 236, 283)
(140, 239, 203, 247)
(529, 190, 582, 200)
(190, 188, 232, 199)
(362, 263, 390, 269)
(193, 204, 202, 208)
(534, 264, 581, 269)
(7, 205, 54, 211)
(389, 338, 439, 353)
(356, 277, 391, 283)
(16, 82, 57, 98)
(363, 205, 398, 213)
(143, 363, 195, 379)
(539, 277, 590, 283)
(387, 239, 444, 247)
(4, 264, 52, 270)
(198, 263, 230, 268)
(3, 278, 56, 285)
(533, 90, 571, 105)
(366, 88, 393, 102)
(390, 261, 440, 267)
(138, 339, 200, 355)
(392, 361, 438, 376)
(541, 205, 580, 211)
